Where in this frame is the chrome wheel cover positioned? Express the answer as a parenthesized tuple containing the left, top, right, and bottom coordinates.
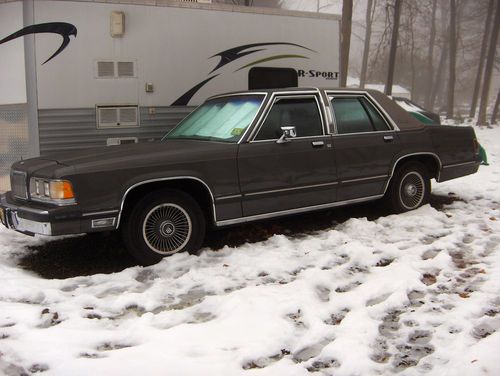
(142, 203, 192, 255)
(399, 171, 425, 210)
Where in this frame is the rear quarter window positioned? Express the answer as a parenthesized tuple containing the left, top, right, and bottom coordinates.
(330, 97, 389, 134)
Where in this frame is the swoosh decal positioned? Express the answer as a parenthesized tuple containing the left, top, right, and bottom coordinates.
(235, 54, 309, 72)
(171, 75, 219, 106)
(210, 42, 315, 73)
(172, 42, 316, 106)
(0, 22, 77, 64)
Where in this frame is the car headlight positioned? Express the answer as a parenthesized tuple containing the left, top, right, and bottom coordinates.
(29, 178, 76, 205)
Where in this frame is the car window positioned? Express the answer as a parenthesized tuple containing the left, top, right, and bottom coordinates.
(254, 97, 323, 141)
(164, 95, 264, 143)
(330, 97, 389, 134)
(361, 98, 390, 131)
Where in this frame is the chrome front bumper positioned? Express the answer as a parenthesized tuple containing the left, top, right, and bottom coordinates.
(0, 196, 52, 236)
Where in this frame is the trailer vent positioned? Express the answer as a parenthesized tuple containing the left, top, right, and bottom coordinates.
(117, 61, 135, 77)
(97, 106, 139, 128)
(97, 61, 115, 78)
(96, 61, 136, 78)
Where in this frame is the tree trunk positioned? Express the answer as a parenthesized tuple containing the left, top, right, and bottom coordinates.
(360, 0, 374, 88)
(446, 0, 457, 119)
(409, 4, 416, 101)
(491, 89, 500, 124)
(470, 0, 494, 118)
(424, 0, 437, 109)
(340, 0, 353, 87)
(385, 0, 402, 96)
(430, 2, 449, 111)
(478, 0, 500, 125)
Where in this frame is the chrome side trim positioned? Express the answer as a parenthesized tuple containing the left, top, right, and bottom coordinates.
(215, 194, 242, 201)
(383, 152, 443, 191)
(82, 209, 120, 217)
(116, 176, 216, 228)
(442, 161, 477, 169)
(341, 175, 388, 184)
(244, 181, 339, 197)
(216, 194, 384, 227)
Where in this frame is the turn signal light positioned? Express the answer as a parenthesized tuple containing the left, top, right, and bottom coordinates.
(49, 180, 75, 199)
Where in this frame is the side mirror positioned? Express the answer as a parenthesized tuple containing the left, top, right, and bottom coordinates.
(276, 126, 297, 144)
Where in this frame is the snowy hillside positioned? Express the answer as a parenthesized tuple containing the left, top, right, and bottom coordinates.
(0, 126, 499, 376)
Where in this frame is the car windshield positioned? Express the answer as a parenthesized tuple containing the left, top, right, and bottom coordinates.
(163, 94, 264, 143)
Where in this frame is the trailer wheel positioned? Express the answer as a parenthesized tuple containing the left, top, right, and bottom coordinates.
(387, 161, 430, 213)
(122, 189, 205, 265)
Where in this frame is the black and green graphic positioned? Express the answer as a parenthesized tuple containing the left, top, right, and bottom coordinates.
(172, 42, 315, 106)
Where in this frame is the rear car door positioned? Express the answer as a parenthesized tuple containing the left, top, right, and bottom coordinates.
(238, 93, 337, 217)
(328, 94, 401, 201)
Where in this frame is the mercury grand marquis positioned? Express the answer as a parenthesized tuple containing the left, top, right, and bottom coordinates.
(0, 88, 481, 265)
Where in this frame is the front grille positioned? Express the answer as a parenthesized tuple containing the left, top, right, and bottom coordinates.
(10, 171, 27, 199)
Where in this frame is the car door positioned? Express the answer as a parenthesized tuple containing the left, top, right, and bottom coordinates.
(328, 94, 401, 201)
(238, 93, 338, 217)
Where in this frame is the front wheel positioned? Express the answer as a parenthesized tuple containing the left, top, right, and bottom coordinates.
(121, 189, 205, 265)
(387, 162, 431, 213)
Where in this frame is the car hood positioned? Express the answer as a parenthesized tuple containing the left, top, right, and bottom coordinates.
(13, 140, 234, 177)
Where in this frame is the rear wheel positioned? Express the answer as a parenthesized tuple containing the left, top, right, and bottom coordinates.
(121, 189, 205, 265)
(387, 162, 430, 213)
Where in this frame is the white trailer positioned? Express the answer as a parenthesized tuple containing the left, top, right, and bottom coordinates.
(0, 0, 340, 191)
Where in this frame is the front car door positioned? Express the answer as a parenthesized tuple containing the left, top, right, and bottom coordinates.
(327, 92, 401, 201)
(238, 92, 338, 217)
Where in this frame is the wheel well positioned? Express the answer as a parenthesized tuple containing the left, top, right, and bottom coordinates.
(392, 154, 440, 179)
(119, 179, 215, 227)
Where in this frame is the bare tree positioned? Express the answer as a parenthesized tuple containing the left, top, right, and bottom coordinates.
(469, 0, 494, 118)
(478, 0, 500, 125)
(340, 0, 353, 87)
(385, 0, 402, 95)
(360, 0, 375, 88)
(492, 89, 500, 124)
(430, 2, 449, 111)
(446, 0, 457, 118)
(424, 0, 437, 109)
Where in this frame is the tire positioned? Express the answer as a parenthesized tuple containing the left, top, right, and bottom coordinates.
(121, 189, 205, 265)
(386, 161, 431, 213)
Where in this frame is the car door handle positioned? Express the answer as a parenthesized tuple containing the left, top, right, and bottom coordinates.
(383, 135, 394, 142)
(311, 140, 325, 148)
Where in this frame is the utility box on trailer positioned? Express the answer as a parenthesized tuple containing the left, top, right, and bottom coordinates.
(0, 0, 340, 191)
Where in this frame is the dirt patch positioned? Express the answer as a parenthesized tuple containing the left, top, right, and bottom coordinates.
(429, 193, 465, 211)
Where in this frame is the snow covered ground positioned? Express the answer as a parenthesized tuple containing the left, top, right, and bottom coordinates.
(1, 127, 499, 376)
